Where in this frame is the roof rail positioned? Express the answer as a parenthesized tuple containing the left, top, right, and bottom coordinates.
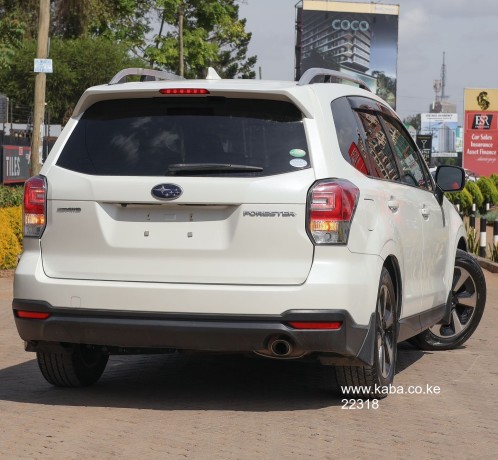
(109, 68, 185, 85)
(298, 68, 371, 92)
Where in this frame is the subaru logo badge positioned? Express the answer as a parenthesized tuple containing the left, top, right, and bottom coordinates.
(151, 184, 183, 201)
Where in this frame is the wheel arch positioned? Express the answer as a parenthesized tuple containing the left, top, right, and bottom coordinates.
(383, 255, 402, 320)
(457, 236, 467, 252)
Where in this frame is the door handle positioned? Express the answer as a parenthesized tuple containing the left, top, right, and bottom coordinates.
(421, 207, 430, 218)
(387, 199, 399, 212)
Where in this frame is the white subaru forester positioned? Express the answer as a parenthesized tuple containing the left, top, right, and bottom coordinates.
(13, 68, 486, 398)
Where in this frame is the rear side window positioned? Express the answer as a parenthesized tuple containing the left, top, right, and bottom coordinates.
(56, 98, 309, 177)
(331, 97, 372, 175)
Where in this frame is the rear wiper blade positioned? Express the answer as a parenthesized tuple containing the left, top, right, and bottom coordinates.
(167, 163, 263, 173)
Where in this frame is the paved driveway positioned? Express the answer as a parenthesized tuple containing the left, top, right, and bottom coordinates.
(1, 270, 497, 459)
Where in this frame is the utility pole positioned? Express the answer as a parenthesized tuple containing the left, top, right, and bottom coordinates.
(31, 0, 50, 176)
(178, 4, 184, 77)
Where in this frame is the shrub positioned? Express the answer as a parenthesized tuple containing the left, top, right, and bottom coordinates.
(444, 192, 455, 204)
(0, 185, 24, 208)
(476, 177, 498, 204)
(476, 177, 498, 212)
(0, 206, 23, 269)
(490, 173, 498, 190)
(465, 181, 484, 212)
(1, 207, 23, 243)
(466, 224, 479, 255)
(489, 242, 498, 263)
(483, 208, 498, 225)
(452, 188, 473, 215)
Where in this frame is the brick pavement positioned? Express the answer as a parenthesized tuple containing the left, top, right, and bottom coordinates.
(1, 270, 497, 459)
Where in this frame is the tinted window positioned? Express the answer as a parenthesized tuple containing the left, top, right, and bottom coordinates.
(57, 98, 309, 177)
(381, 115, 432, 190)
(355, 111, 400, 181)
(331, 97, 371, 175)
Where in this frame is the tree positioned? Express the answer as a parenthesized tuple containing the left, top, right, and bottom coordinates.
(372, 70, 396, 108)
(0, 0, 256, 122)
(403, 114, 421, 133)
(145, 0, 256, 78)
(1, 0, 154, 54)
(0, 16, 26, 69)
(0, 38, 144, 124)
(54, 0, 153, 56)
(0, 0, 35, 70)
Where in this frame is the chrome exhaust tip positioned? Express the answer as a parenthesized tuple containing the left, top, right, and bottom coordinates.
(269, 337, 293, 357)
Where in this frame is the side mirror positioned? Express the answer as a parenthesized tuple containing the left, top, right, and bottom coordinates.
(433, 165, 465, 206)
(435, 165, 465, 192)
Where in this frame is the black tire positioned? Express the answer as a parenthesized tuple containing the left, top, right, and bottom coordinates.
(37, 345, 109, 387)
(410, 249, 486, 351)
(336, 267, 398, 399)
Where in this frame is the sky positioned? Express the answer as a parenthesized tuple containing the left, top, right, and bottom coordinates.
(238, 0, 498, 121)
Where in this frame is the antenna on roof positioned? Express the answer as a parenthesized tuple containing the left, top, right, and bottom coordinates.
(206, 67, 222, 80)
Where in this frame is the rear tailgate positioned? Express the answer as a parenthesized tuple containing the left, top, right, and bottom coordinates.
(41, 170, 315, 284)
(41, 95, 316, 285)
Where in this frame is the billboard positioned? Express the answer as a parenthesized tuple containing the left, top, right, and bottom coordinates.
(463, 88, 498, 176)
(420, 113, 459, 161)
(296, 0, 399, 108)
(1, 145, 31, 184)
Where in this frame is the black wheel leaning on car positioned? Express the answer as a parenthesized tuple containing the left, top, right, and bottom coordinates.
(37, 345, 109, 387)
(410, 249, 486, 351)
(336, 266, 398, 399)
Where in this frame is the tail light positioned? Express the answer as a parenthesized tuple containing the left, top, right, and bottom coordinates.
(24, 175, 47, 238)
(307, 179, 359, 245)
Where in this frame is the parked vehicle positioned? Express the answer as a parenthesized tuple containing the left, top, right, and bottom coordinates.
(13, 68, 486, 398)
(464, 169, 479, 182)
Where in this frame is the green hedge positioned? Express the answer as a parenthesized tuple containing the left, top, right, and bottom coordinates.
(0, 185, 23, 208)
(0, 186, 24, 269)
(0, 206, 23, 269)
(476, 177, 498, 212)
(448, 188, 472, 214)
(465, 181, 484, 211)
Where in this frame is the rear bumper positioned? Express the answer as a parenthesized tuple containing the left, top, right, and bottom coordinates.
(13, 299, 375, 365)
(14, 243, 383, 326)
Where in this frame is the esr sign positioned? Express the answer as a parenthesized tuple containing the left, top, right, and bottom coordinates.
(1, 145, 31, 184)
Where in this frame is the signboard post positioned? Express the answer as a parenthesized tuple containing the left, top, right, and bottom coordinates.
(416, 134, 432, 164)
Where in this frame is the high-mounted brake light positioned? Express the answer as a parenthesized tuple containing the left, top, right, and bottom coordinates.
(307, 179, 359, 245)
(159, 88, 210, 95)
(16, 310, 51, 320)
(288, 321, 343, 330)
(23, 175, 47, 238)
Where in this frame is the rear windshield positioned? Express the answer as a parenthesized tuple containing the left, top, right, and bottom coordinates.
(56, 97, 309, 177)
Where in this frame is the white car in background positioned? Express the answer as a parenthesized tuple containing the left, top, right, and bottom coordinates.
(464, 169, 479, 182)
(13, 68, 486, 398)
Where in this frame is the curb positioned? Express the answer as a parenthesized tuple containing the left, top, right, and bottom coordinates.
(476, 256, 498, 274)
